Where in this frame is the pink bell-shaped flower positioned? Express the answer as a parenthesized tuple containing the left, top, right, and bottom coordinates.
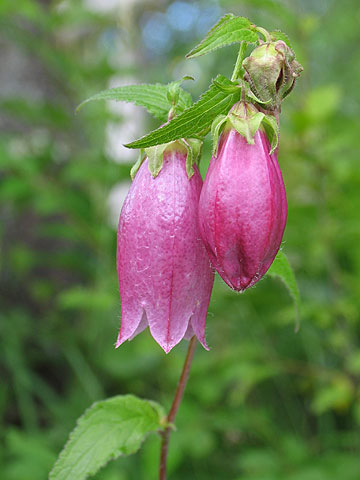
(117, 144, 214, 353)
(198, 103, 287, 292)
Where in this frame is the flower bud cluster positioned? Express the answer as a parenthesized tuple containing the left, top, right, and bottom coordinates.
(116, 28, 301, 352)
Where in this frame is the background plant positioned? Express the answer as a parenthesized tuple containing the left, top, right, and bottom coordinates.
(1, 1, 360, 479)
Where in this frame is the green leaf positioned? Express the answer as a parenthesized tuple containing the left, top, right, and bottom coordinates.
(267, 251, 300, 328)
(76, 84, 193, 122)
(125, 75, 241, 149)
(186, 13, 236, 58)
(186, 14, 258, 58)
(270, 30, 292, 48)
(213, 79, 241, 94)
(49, 395, 165, 480)
(167, 76, 194, 107)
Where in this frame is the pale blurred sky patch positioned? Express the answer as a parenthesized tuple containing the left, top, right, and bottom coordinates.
(107, 181, 132, 229)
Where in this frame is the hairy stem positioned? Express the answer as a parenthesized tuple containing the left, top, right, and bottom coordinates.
(231, 42, 247, 82)
(159, 336, 197, 480)
(255, 26, 271, 42)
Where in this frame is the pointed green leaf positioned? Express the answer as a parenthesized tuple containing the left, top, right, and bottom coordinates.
(50, 395, 165, 480)
(267, 251, 300, 327)
(76, 84, 193, 122)
(270, 30, 292, 48)
(167, 76, 194, 107)
(261, 114, 279, 154)
(186, 15, 258, 58)
(125, 75, 241, 149)
(213, 79, 241, 94)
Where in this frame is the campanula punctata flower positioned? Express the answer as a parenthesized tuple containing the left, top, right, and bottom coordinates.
(198, 102, 287, 292)
(116, 143, 214, 353)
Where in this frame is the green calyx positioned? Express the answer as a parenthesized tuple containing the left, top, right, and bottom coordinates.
(130, 138, 202, 180)
(242, 40, 303, 110)
(180, 138, 203, 178)
(228, 102, 265, 145)
(211, 101, 280, 156)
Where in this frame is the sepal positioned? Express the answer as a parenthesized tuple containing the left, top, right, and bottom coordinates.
(261, 114, 279, 154)
(144, 139, 203, 179)
(179, 138, 203, 178)
(211, 114, 228, 156)
(145, 143, 170, 178)
(130, 149, 145, 180)
(217, 102, 279, 153)
(229, 110, 264, 144)
(241, 80, 272, 106)
(227, 101, 265, 145)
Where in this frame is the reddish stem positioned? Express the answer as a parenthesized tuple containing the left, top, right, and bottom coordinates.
(159, 336, 197, 480)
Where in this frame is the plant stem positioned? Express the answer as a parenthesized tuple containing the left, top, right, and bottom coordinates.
(231, 42, 247, 82)
(255, 26, 271, 42)
(159, 336, 197, 480)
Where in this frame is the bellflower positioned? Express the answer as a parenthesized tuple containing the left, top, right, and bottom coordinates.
(117, 144, 214, 353)
(198, 102, 287, 291)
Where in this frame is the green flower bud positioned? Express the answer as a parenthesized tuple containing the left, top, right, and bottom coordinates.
(242, 40, 303, 110)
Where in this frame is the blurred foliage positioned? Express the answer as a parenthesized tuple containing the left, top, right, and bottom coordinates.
(1, 0, 360, 479)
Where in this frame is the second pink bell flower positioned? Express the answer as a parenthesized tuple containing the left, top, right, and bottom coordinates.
(198, 110, 287, 292)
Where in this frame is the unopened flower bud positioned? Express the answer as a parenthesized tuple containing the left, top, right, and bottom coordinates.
(198, 103, 287, 291)
(243, 40, 303, 110)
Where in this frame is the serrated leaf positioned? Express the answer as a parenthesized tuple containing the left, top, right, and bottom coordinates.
(267, 251, 300, 327)
(186, 15, 258, 58)
(50, 395, 165, 480)
(213, 79, 241, 94)
(125, 75, 241, 149)
(76, 84, 192, 122)
(270, 30, 292, 48)
(186, 14, 236, 58)
(167, 76, 194, 107)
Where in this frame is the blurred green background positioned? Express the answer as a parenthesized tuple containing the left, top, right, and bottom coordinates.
(1, 0, 360, 479)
